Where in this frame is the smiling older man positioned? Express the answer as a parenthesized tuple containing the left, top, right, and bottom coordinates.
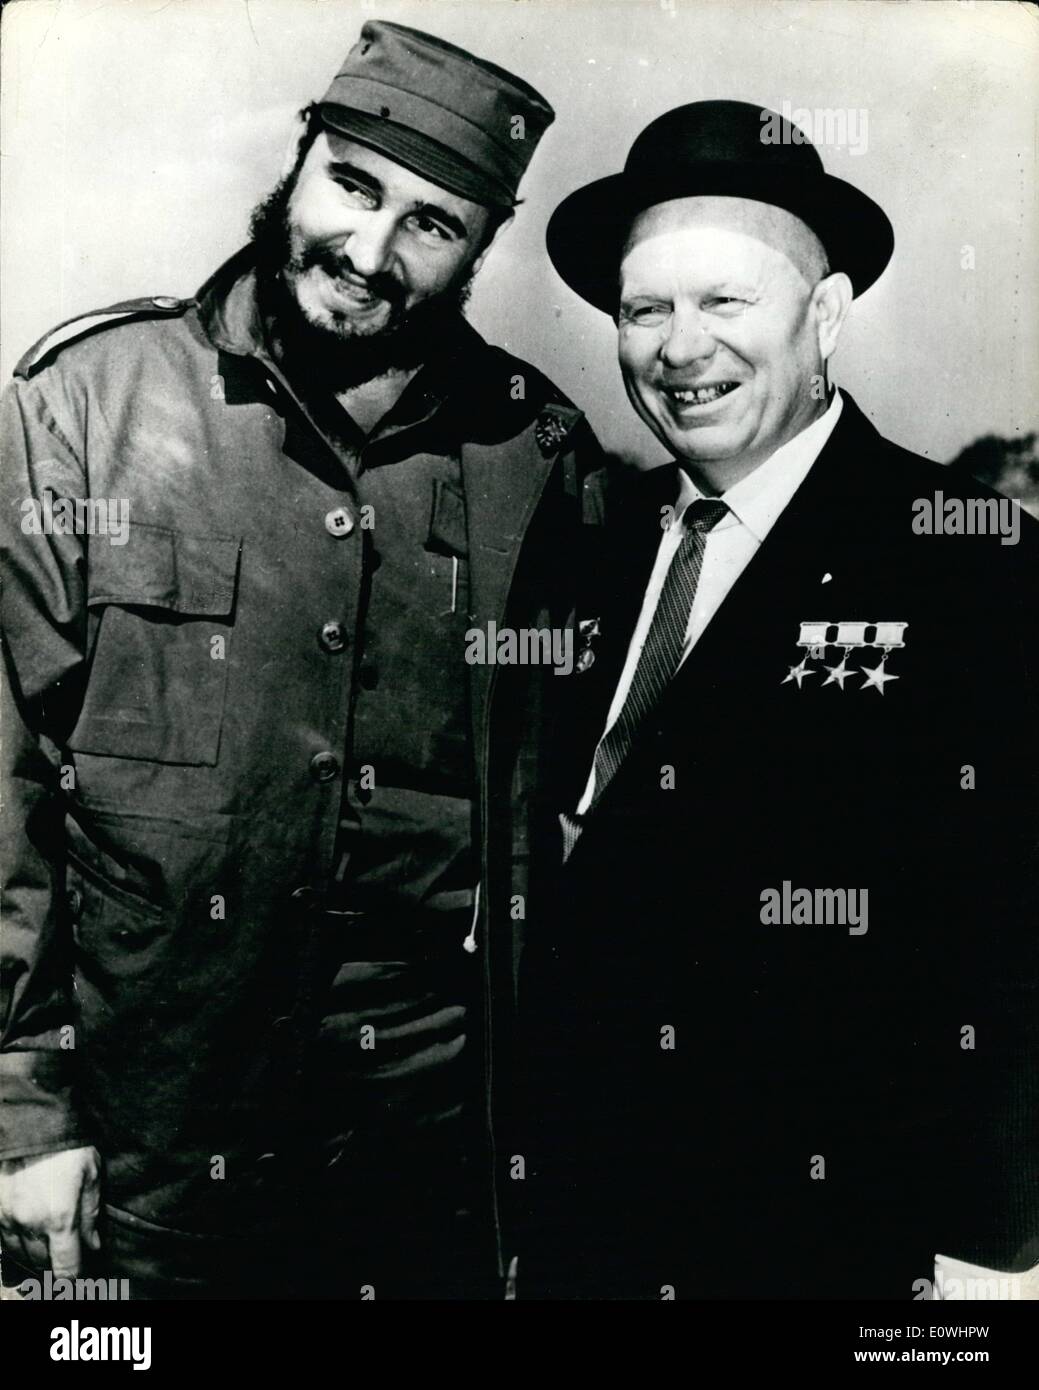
(522, 101, 1039, 1300)
(617, 196, 840, 486)
(0, 21, 603, 1300)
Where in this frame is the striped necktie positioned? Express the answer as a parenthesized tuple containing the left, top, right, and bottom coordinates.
(562, 497, 729, 859)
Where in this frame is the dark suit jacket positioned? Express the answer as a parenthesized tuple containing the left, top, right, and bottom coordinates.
(521, 394, 1039, 1300)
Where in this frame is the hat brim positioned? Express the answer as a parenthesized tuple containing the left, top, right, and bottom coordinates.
(546, 164, 894, 313)
(319, 104, 517, 209)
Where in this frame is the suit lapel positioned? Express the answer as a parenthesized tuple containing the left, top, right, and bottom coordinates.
(559, 462, 680, 801)
(461, 427, 555, 775)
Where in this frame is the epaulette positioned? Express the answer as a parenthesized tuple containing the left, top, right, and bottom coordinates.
(14, 296, 191, 380)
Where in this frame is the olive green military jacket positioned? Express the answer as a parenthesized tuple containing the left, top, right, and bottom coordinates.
(0, 247, 603, 1256)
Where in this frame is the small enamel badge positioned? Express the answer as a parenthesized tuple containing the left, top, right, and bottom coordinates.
(576, 617, 601, 672)
(782, 620, 908, 694)
(534, 409, 573, 457)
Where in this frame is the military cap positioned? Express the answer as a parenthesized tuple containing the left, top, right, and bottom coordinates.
(318, 21, 554, 208)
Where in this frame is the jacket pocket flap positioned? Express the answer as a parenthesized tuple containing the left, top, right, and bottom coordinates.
(87, 521, 241, 617)
(427, 478, 468, 558)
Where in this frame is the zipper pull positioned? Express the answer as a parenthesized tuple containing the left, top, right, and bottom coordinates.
(463, 882, 481, 954)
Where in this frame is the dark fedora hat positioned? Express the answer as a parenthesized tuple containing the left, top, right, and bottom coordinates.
(547, 100, 894, 313)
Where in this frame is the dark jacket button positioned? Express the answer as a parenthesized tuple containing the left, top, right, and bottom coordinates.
(319, 622, 347, 653)
(309, 751, 340, 782)
(66, 887, 83, 918)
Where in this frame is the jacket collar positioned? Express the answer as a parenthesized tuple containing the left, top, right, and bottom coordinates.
(194, 245, 515, 461)
(195, 245, 271, 361)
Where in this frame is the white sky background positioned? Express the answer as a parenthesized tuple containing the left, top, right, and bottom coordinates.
(2, 0, 1037, 468)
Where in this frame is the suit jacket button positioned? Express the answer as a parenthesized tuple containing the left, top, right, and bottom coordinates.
(309, 751, 340, 783)
(324, 507, 354, 537)
(319, 621, 347, 653)
(66, 887, 82, 918)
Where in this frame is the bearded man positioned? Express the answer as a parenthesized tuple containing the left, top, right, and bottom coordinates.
(0, 20, 601, 1300)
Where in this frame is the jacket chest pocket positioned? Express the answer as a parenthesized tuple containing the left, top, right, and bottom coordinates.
(67, 521, 241, 766)
(426, 476, 470, 617)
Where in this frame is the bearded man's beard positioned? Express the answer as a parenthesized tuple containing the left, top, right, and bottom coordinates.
(249, 174, 478, 394)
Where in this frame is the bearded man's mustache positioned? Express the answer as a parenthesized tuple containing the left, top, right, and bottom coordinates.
(299, 243, 406, 315)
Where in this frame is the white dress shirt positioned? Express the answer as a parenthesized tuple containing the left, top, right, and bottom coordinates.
(576, 390, 844, 814)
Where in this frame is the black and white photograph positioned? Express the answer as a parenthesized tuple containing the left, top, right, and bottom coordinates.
(1, 0, 1037, 1359)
